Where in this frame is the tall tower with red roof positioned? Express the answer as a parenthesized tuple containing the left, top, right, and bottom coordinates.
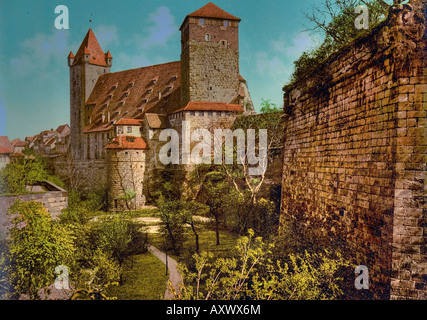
(68, 29, 112, 159)
(180, 2, 241, 107)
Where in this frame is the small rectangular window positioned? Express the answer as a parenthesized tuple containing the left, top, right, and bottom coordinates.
(223, 20, 229, 27)
(127, 126, 132, 133)
(190, 111, 196, 116)
(205, 33, 210, 41)
(199, 18, 205, 26)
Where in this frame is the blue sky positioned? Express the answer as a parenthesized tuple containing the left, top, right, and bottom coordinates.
(0, 0, 323, 140)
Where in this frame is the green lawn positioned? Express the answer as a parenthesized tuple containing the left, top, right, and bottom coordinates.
(149, 227, 240, 263)
(107, 252, 168, 300)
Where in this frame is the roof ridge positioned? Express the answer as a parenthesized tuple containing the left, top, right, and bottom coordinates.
(187, 2, 241, 21)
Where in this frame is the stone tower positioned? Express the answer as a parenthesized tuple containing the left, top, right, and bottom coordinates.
(180, 2, 241, 107)
(68, 29, 112, 159)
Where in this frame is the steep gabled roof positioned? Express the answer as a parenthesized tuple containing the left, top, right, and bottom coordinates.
(0, 146, 12, 154)
(73, 29, 108, 67)
(84, 61, 181, 133)
(0, 136, 13, 153)
(55, 124, 70, 135)
(187, 2, 240, 21)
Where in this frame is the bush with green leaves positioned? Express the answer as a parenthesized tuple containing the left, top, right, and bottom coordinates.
(289, 0, 390, 85)
(174, 230, 349, 300)
(3, 200, 75, 299)
(0, 156, 48, 195)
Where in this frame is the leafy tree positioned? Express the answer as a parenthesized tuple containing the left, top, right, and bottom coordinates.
(0, 155, 48, 195)
(90, 216, 148, 284)
(290, 0, 391, 84)
(118, 189, 136, 213)
(5, 200, 75, 299)
(181, 201, 209, 254)
(197, 170, 229, 245)
(157, 196, 188, 255)
(259, 99, 280, 113)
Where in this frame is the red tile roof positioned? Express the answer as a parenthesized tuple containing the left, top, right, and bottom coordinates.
(84, 61, 181, 133)
(105, 136, 148, 150)
(187, 2, 241, 21)
(171, 101, 244, 113)
(11, 139, 26, 147)
(72, 29, 109, 67)
(115, 118, 143, 126)
(0, 146, 12, 154)
(0, 136, 13, 152)
(55, 124, 70, 135)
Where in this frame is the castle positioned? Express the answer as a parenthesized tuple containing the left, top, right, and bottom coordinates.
(67, 2, 254, 210)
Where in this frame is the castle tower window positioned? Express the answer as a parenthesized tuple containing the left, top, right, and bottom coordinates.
(208, 111, 213, 116)
(205, 33, 210, 41)
(220, 40, 228, 47)
(199, 18, 205, 26)
(223, 20, 229, 27)
(190, 111, 195, 116)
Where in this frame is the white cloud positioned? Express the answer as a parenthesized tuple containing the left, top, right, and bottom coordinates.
(10, 30, 69, 77)
(138, 6, 178, 48)
(271, 31, 322, 58)
(94, 25, 119, 48)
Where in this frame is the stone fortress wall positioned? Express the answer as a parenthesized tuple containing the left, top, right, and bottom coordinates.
(280, 1, 426, 299)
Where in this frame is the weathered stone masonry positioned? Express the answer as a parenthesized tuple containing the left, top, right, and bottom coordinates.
(281, 1, 426, 299)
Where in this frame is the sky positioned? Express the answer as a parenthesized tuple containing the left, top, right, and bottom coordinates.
(0, 0, 324, 140)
